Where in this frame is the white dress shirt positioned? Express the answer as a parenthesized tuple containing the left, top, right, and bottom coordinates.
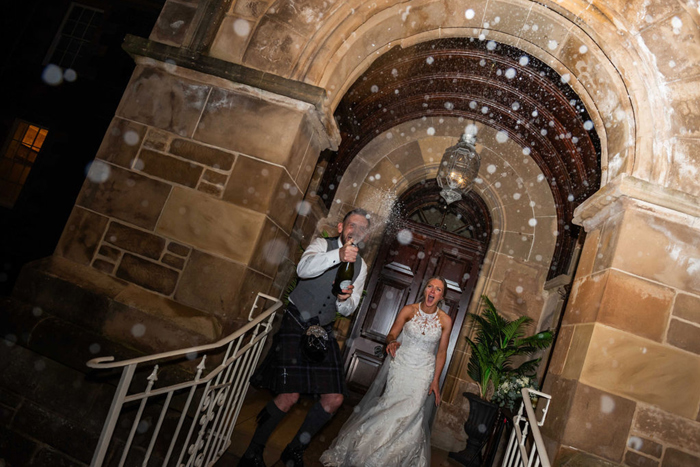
(295, 236, 368, 317)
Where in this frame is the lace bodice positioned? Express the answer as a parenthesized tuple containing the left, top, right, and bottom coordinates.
(398, 305, 442, 359)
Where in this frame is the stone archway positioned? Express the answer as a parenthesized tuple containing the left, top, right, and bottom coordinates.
(12, 0, 698, 464)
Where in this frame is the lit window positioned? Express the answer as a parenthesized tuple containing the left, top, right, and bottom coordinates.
(44, 3, 104, 71)
(0, 121, 49, 208)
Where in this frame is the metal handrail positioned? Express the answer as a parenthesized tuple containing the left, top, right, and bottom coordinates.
(501, 388, 552, 467)
(87, 292, 282, 467)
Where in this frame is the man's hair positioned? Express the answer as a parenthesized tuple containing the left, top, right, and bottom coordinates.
(343, 208, 371, 228)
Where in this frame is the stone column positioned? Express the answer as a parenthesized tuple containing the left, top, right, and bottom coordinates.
(15, 37, 336, 349)
(542, 175, 700, 466)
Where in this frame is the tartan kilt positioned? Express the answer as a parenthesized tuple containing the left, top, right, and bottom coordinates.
(251, 309, 346, 395)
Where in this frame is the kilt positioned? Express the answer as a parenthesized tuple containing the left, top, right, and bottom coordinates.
(251, 306, 346, 395)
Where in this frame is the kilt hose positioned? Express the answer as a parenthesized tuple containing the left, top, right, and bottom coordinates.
(251, 306, 346, 395)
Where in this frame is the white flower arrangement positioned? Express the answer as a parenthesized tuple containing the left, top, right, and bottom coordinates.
(492, 374, 539, 410)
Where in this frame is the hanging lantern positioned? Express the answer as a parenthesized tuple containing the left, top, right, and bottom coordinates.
(436, 132, 480, 204)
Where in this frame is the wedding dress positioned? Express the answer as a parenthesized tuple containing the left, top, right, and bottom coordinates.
(320, 305, 442, 467)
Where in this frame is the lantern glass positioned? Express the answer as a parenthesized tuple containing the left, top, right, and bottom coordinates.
(437, 133, 480, 203)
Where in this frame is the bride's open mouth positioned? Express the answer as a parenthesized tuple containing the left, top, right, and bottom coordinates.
(426, 294, 435, 305)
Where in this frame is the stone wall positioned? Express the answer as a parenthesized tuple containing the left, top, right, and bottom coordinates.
(52, 59, 332, 340)
(542, 178, 700, 466)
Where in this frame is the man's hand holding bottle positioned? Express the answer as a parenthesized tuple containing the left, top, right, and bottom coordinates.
(334, 239, 358, 301)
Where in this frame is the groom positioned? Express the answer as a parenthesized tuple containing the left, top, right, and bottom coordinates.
(239, 209, 371, 467)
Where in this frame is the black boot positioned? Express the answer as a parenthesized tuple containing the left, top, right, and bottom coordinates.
(238, 401, 287, 467)
(281, 402, 334, 467)
(237, 445, 265, 467)
(280, 444, 305, 467)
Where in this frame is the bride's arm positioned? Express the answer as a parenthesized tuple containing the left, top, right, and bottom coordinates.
(429, 313, 453, 405)
(385, 305, 413, 357)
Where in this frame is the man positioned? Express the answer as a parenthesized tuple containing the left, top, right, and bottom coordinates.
(239, 208, 371, 467)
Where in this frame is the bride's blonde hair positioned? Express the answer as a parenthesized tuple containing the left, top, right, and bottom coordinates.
(418, 276, 447, 310)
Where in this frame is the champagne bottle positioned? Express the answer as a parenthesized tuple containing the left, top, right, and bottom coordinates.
(332, 254, 355, 296)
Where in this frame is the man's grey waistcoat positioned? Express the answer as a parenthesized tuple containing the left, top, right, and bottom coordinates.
(289, 237, 361, 326)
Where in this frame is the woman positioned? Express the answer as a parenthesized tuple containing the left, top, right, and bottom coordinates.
(320, 277, 453, 467)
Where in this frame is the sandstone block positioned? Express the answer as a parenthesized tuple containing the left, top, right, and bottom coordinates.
(548, 324, 574, 376)
(118, 67, 210, 138)
(76, 164, 172, 230)
(136, 149, 203, 188)
(149, 0, 197, 47)
(174, 250, 246, 321)
(170, 139, 235, 170)
(97, 245, 121, 262)
(202, 169, 228, 185)
(666, 318, 700, 355)
(230, 268, 273, 326)
(662, 448, 700, 467)
(95, 117, 146, 168)
(55, 206, 109, 266)
(161, 253, 185, 270)
(242, 17, 305, 76)
(105, 222, 165, 260)
(612, 201, 700, 295)
(672, 293, 700, 325)
(156, 186, 265, 264)
(143, 128, 171, 152)
(92, 259, 115, 274)
(197, 181, 223, 197)
(116, 254, 179, 296)
(628, 435, 663, 458)
(633, 404, 700, 455)
(581, 326, 700, 419)
(639, 10, 700, 82)
(114, 285, 222, 341)
(167, 242, 191, 257)
(250, 219, 285, 278)
(193, 87, 305, 166)
(596, 270, 674, 342)
(624, 451, 659, 467)
(561, 323, 594, 381)
(561, 383, 636, 463)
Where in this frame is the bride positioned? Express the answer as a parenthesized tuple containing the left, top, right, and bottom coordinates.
(320, 276, 452, 467)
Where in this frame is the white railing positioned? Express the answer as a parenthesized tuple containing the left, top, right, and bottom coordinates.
(87, 293, 282, 467)
(501, 388, 552, 467)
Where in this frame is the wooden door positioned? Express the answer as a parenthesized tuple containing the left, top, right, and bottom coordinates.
(343, 220, 484, 395)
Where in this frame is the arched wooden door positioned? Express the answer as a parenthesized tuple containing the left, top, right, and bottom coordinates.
(343, 182, 491, 396)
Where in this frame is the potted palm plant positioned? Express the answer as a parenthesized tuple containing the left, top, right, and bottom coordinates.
(449, 295, 554, 466)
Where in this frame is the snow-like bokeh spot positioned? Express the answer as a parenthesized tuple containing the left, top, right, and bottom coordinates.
(233, 18, 251, 37)
(600, 395, 615, 414)
(123, 130, 140, 146)
(131, 323, 146, 338)
(64, 69, 77, 82)
(465, 9, 475, 19)
(86, 160, 111, 183)
(42, 64, 63, 86)
(397, 229, 413, 245)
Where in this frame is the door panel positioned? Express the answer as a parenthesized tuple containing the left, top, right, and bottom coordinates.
(344, 220, 485, 395)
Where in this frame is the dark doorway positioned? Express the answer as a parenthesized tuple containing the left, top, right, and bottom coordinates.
(343, 181, 491, 397)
